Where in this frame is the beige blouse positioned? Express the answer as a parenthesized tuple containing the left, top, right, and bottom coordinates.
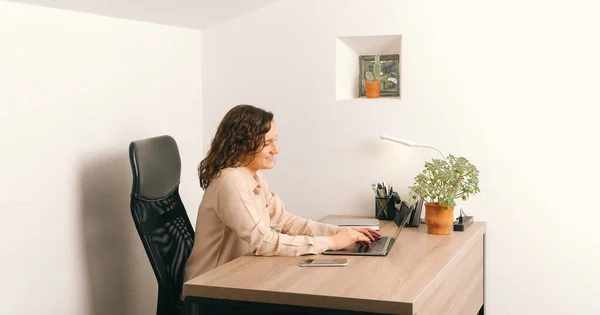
(184, 167, 339, 282)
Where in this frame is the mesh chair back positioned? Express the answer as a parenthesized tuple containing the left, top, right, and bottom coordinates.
(129, 135, 195, 315)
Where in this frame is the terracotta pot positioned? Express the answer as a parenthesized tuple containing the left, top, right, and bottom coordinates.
(365, 81, 381, 98)
(425, 203, 454, 235)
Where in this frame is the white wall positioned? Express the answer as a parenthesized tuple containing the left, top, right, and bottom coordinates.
(0, 2, 202, 315)
(202, 0, 600, 314)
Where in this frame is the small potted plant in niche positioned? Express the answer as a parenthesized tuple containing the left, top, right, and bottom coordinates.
(409, 155, 481, 235)
(365, 55, 383, 98)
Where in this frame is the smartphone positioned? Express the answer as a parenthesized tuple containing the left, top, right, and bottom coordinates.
(299, 258, 347, 267)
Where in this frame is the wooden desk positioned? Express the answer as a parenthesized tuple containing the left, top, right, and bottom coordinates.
(183, 216, 486, 315)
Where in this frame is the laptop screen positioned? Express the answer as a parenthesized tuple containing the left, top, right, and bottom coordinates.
(391, 202, 414, 240)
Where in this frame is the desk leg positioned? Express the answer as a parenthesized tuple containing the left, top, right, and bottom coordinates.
(479, 232, 486, 315)
(182, 296, 200, 315)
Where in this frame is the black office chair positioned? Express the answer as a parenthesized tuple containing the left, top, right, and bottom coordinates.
(129, 135, 195, 315)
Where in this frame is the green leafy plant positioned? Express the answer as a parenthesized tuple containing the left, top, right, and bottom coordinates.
(409, 154, 480, 209)
(365, 55, 383, 82)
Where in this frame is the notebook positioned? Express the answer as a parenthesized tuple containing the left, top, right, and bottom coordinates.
(322, 218, 380, 230)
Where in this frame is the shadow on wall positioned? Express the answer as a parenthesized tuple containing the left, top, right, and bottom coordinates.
(78, 150, 157, 315)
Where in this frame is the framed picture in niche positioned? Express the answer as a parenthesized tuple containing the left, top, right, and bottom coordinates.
(358, 54, 400, 98)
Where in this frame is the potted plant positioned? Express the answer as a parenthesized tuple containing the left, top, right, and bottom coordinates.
(365, 55, 383, 98)
(409, 155, 480, 235)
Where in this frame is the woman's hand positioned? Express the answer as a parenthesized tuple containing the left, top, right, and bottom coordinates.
(350, 227, 381, 241)
(334, 227, 382, 241)
(328, 228, 372, 251)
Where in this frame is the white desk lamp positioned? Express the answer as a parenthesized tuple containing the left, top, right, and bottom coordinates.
(379, 134, 447, 160)
(379, 135, 466, 225)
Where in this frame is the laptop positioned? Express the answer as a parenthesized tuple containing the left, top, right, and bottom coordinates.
(323, 203, 413, 256)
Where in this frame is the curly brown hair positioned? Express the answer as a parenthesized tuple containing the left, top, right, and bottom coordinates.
(198, 104, 274, 189)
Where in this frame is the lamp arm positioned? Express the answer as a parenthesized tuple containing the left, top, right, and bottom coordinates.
(415, 144, 447, 160)
(379, 134, 447, 159)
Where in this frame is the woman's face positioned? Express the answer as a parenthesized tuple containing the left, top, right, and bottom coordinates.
(246, 121, 279, 172)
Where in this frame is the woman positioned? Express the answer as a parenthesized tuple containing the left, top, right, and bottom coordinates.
(184, 104, 379, 281)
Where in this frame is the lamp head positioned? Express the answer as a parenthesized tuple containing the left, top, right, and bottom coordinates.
(379, 134, 416, 147)
(379, 134, 447, 160)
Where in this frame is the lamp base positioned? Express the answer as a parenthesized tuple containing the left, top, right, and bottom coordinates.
(453, 216, 474, 231)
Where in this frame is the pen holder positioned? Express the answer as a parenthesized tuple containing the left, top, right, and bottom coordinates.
(375, 197, 396, 220)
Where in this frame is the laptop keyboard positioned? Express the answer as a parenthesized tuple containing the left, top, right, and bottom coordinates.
(356, 237, 389, 253)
